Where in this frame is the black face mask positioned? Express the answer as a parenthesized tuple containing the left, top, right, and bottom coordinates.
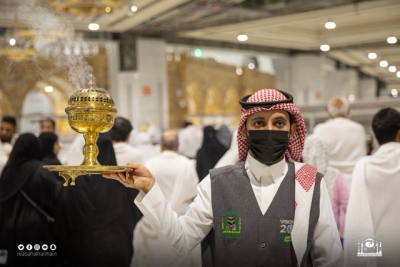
(246, 130, 290, 165)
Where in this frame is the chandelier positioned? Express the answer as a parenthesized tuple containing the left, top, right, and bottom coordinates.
(41, 38, 100, 57)
(48, 0, 131, 17)
(0, 29, 99, 62)
(0, 28, 38, 62)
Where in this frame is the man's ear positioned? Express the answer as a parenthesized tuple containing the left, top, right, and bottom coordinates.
(290, 123, 297, 140)
(240, 124, 248, 140)
(396, 129, 400, 143)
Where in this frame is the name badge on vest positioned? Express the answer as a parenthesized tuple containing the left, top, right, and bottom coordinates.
(280, 219, 293, 244)
(221, 211, 242, 239)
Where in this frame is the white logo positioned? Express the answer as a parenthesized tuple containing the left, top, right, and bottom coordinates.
(357, 238, 382, 257)
(50, 244, 56, 251)
(42, 244, 48, 251)
(26, 244, 32, 251)
(34, 244, 40, 251)
(18, 244, 24, 251)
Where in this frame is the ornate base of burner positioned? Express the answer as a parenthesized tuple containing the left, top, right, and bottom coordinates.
(44, 165, 133, 186)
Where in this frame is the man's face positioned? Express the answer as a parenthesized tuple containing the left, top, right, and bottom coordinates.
(241, 109, 296, 139)
(41, 120, 55, 133)
(0, 122, 16, 143)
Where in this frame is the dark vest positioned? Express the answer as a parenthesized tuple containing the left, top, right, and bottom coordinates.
(204, 162, 322, 267)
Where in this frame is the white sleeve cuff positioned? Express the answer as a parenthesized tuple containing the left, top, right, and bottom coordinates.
(134, 182, 166, 216)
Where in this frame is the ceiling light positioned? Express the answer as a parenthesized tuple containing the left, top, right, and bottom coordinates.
(194, 48, 202, 58)
(348, 94, 355, 101)
(387, 37, 397, 44)
(397, 71, 400, 78)
(367, 52, 377, 59)
(88, 23, 100, 31)
(131, 5, 138, 12)
(325, 21, 336, 29)
(236, 67, 243, 75)
(391, 89, 398, 97)
(320, 44, 330, 51)
(9, 38, 16, 46)
(389, 66, 397, 72)
(379, 60, 388, 67)
(248, 63, 255, 69)
(45, 86, 54, 93)
(237, 34, 248, 42)
(105, 6, 111, 13)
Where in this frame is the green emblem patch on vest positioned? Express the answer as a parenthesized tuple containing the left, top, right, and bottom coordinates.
(221, 211, 242, 239)
(279, 219, 293, 244)
(280, 235, 292, 244)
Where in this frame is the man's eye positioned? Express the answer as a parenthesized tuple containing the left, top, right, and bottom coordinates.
(275, 121, 285, 127)
(254, 121, 264, 127)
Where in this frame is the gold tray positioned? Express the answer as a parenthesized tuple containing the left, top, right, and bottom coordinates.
(44, 165, 133, 186)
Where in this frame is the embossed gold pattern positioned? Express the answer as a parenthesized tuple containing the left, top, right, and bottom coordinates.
(44, 78, 132, 186)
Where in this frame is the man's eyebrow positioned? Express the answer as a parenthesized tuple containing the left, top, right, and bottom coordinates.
(273, 115, 289, 121)
(249, 115, 266, 121)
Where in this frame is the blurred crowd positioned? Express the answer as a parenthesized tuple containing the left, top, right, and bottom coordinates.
(0, 93, 399, 267)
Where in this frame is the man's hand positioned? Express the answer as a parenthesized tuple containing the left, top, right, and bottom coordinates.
(102, 163, 155, 193)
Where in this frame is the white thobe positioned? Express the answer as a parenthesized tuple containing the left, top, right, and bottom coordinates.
(344, 142, 400, 267)
(178, 125, 203, 159)
(0, 142, 12, 175)
(113, 142, 144, 166)
(135, 154, 342, 266)
(62, 134, 85, 165)
(313, 117, 366, 185)
(132, 150, 201, 267)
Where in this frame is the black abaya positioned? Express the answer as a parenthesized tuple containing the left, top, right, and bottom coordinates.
(196, 126, 228, 181)
(56, 133, 142, 267)
(38, 132, 62, 166)
(0, 133, 62, 267)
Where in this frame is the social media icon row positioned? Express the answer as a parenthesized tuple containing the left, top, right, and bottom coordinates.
(18, 244, 56, 251)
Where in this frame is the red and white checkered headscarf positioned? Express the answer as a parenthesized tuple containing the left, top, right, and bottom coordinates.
(237, 89, 307, 162)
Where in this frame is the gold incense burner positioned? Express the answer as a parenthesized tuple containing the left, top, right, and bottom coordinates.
(44, 80, 132, 186)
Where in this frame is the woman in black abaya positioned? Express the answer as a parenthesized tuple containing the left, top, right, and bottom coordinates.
(56, 133, 142, 267)
(195, 125, 228, 181)
(0, 133, 62, 267)
(38, 132, 62, 166)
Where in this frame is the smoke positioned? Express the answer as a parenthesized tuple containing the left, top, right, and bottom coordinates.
(15, 0, 94, 90)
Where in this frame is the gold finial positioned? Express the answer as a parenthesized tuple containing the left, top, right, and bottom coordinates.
(89, 74, 95, 89)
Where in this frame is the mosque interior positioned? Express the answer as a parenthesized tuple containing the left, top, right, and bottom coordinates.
(0, 0, 399, 142)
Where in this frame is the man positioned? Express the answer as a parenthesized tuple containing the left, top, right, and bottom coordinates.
(313, 96, 366, 186)
(40, 117, 56, 133)
(104, 89, 342, 266)
(0, 116, 17, 175)
(109, 117, 144, 166)
(344, 107, 400, 267)
(178, 120, 203, 159)
(132, 130, 201, 267)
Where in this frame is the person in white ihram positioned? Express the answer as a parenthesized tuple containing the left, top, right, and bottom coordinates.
(313, 96, 366, 187)
(344, 107, 400, 267)
(178, 121, 203, 159)
(131, 130, 201, 267)
(109, 117, 144, 166)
